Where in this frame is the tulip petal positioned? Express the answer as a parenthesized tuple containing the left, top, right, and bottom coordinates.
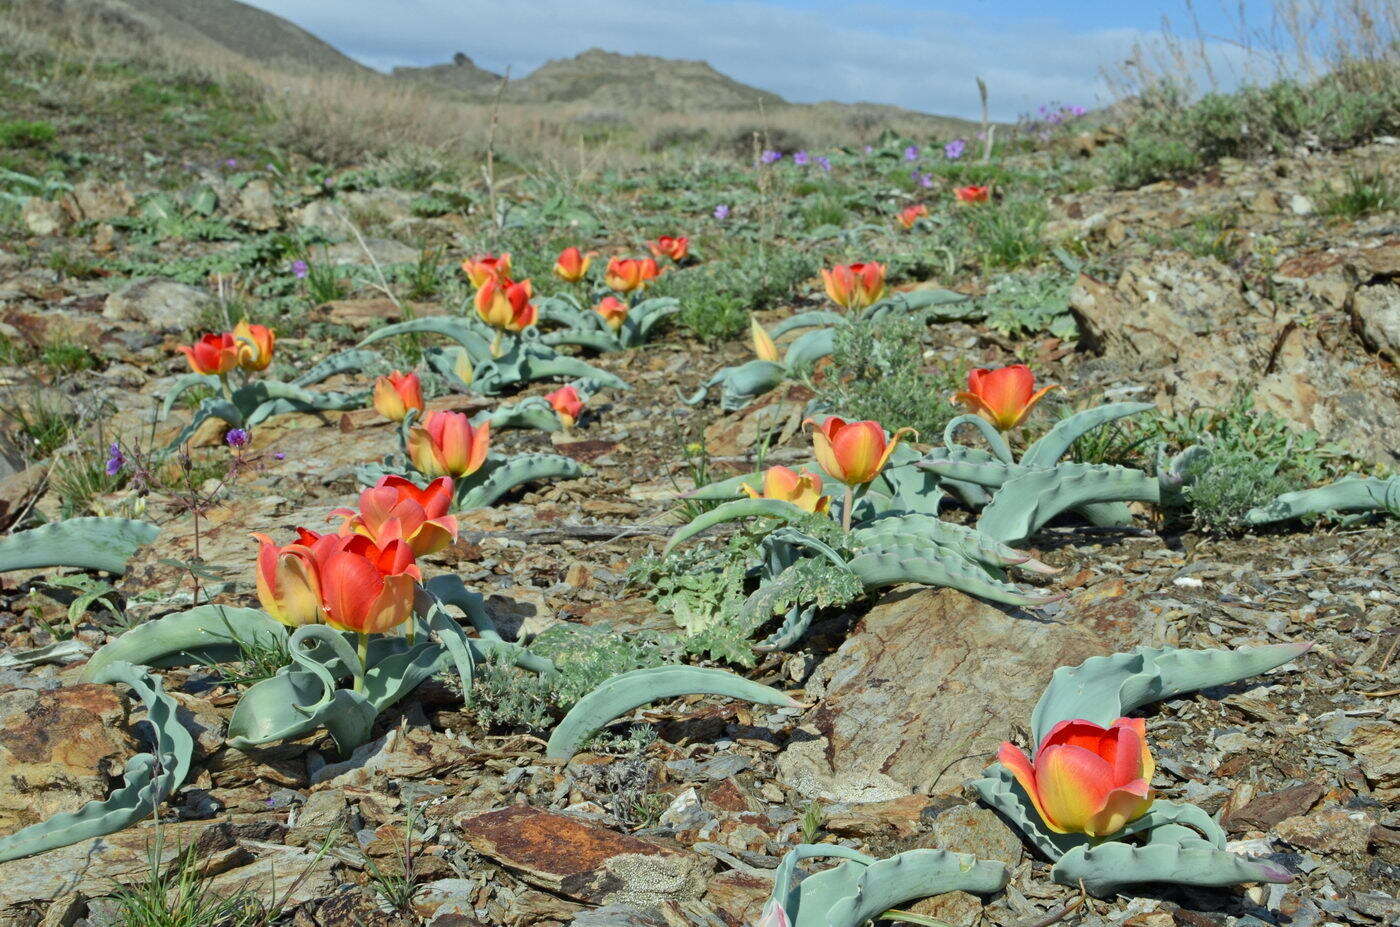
(1014, 384, 1059, 428)
(1036, 744, 1117, 834)
(997, 741, 1063, 833)
(1083, 779, 1154, 838)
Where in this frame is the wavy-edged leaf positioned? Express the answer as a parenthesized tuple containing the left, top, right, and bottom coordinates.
(1051, 836, 1293, 897)
(0, 662, 192, 862)
(455, 453, 586, 511)
(783, 327, 838, 370)
(519, 353, 630, 391)
(0, 517, 159, 575)
(1244, 475, 1400, 525)
(1031, 642, 1311, 746)
(1021, 403, 1156, 469)
(665, 498, 817, 554)
(292, 349, 386, 387)
(769, 310, 846, 337)
(847, 544, 1057, 605)
(159, 373, 219, 420)
(359, 317, 494, 363)
(545, 665, 797, 759)
(977, 463, 1159, 545)
(81, 605, 284, 681)
(478, 399, 563, 433)
(853, 514, 1054, 573)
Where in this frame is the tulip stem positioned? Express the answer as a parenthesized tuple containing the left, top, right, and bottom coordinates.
(841, 484, 854, 533)
(489, 331, 503, 357)
(353, 632, 368, 693)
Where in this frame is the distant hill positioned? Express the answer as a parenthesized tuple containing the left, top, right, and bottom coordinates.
(57, 0, 372, 75)
(392, 53, 504, 94)
(504, 48, 786, 112)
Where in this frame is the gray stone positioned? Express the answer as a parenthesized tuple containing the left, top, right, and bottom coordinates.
(62, 179, 135, 221)
(235, 178, 279, 230)
(777, 588, 1149, 803)
(1352, 283, 1400, 363)
(20, 198, 69, 236)
(102, 277, 214, 331)
(287, 789, 352, 847)
(320, 237, 418, 267)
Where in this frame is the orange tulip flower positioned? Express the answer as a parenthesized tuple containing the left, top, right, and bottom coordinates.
(233, 320, 275, 371)
(331, 474, 459, 557)
(649, 235, 689, 262)
(546, 385, 584, 429)
(604, 257, 651, 293)
(751, 318, 780, 363)
(179, 332, 241, 376)
(953, 364, 1057, 430)
(953, 185, 990, 204)
(553, 247, 594, 283)
(740, 465, 829, 514)
(821, 262, 887, 310)
(806, 416, 914, 487)
(372, 370, 425, 423)
(474, 277, 538, 332)
(997, 717, 1155, 837)
(307, 533, 421, 637)
(251, 533, 323, 627)
(594, 296, 629, 331)
(407, 411, 490, 479)
(461, 253, 512, 288)
(897, 204, 928, 229)
(639, 257, 662, 286)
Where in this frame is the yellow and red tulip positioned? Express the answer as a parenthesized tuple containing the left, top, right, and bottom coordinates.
(953, 364, 1057, 430)
(407, 411, 490, 479)
(648, 235, 689, 262)
(179, 332, 241, 376)
(805, 416, 914, 486)
(546, 385, 584, 429)
(953, 185, 990, 204)
(751, 318, 780, 363)
(897, 204, 928, 229)
(308, 533, 421, 636)
(331, 474, 459, 557)
(594, 296, 629, 331)
(740, 465, 830, 514)
(604, 257, 648, 293)
(553, 247, 594, 283)
(474, 277, 538, 332)
(233, 320, 275, 371)
(820, 262, 887, 311)
(461, 253, 512, 288)
(372, 370, 424, 423)
(997, 717, 1156, 837)
(251, 533, 323, 627)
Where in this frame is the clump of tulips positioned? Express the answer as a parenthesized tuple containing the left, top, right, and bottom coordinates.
(253, 474, 459, 689)
(179, 319, 276, 392)
(459, 252, 541, 356)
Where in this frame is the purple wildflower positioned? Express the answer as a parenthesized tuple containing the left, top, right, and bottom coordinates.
(104, 443, 125, 476)
(292, 260, 309, 279)
(274, 453, 286, 460)
(760, 149, 782, 165)
(713, 203, 730, 220)
(917, 173, 934, 188)
(793, 150, 810, 166)
(815, 156, 831, 172)
(903, 145, 919, 161)
(223, 158, 238, 169)
(863, 144, 873, 154)
(944, 138, 966, 160)
(1068, 105, 1087, 117)
(225, 428, 250, 449)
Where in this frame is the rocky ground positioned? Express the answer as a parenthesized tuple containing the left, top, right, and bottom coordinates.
(0, 110, 1396, 927)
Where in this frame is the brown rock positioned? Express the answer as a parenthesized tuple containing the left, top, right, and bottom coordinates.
(61, 179, 135, 221)
(704, 384, 812, 456)
(777, 589, 1148, 802)
(703, 869, 769, 926)
(823, 794, 940, 840)
(236, 178, 280, 230)
(909, 889, 983, 926)
(457, 806, 712, 905)
(0, 684, 136, 832)
(1224, 782, 1324, 833)
(1275, 806, 1373, 856)
(20, 198, 69, 236)
(922, 803, 1024, 868)
(1352, 283, 1400, 363)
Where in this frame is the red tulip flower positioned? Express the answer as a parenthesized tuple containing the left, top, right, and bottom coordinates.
(180, 332, 241, 376)
(372, 370, 425, 423)
(331, 475, 459, 557)
(953, 185, 990, 204)
(821, 262, 887, 310)
(546, 385, 584, 429)
(308, 533, 420, 637)
(594, 296, 630, 331)
(897, 204, 928, 229)
(648, 236, 689, 262)
(953, 364, 1057, 430)
(553, 247, 594, 283)
(474, 277, 538, 333)
(461, 253, 512, 288)
(408, 411, 490, 479)
(997, 717, 1156, 837)
(806, 416, 913, 487)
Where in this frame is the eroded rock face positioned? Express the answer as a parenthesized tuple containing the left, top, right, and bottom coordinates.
(102, 277, 215, 331)
(0, 684, 135, 832)
(777, 588, 1151, 803)
(1070, 254, 1400, 465)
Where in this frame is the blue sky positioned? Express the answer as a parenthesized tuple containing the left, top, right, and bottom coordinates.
(244, 1, 1284, 119)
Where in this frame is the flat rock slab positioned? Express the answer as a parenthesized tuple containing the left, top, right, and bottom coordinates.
(458, 806, 711, 906)
(778, 587, 1153, 803)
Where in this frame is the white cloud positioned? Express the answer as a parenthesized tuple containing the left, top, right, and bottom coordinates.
(243, 0, 1257, 119)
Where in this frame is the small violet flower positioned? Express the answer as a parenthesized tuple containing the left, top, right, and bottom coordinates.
(917, 173, 934, 188)
(104, 443, 125, 476)
(863, 144, 874, 154)
(903, 145, 919, 161)
(225, 428, 250, 449)
(945, 138, 966, 160)
(713, 203, 730, 220)
(274, 452, 286, 460)
(760, 149, 782, 164)
(1068, 104, 1087, 117)
(816, 156, 831, 172)
(291, 259, 309, 279)
(793, 150, 810, 166)
(223, 158, 238, 169)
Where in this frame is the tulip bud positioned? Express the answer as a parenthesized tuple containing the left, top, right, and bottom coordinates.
(820, 262, 887, 310)
(372, 370, 424, 423)
(233, 320, 275, 371)
(952, 364, 1057, 430)
(740, 466, 829, 514)
(751, 318, 780, 363)
(474, 278, 538, 332)
(997, 717, 1155, 837)
(546, 385, 584, 429)
(553, 247, 593, 283)
(179, 332, 241, 376)
(251, 533, 323, 627)
(408, 411, 490, 479)
(594, 296, 629, 331)
(461, 253, 512, 288)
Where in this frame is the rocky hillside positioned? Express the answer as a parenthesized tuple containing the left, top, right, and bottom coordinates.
(0, 11, 1396, 927)
(393, 52, 504, 94)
